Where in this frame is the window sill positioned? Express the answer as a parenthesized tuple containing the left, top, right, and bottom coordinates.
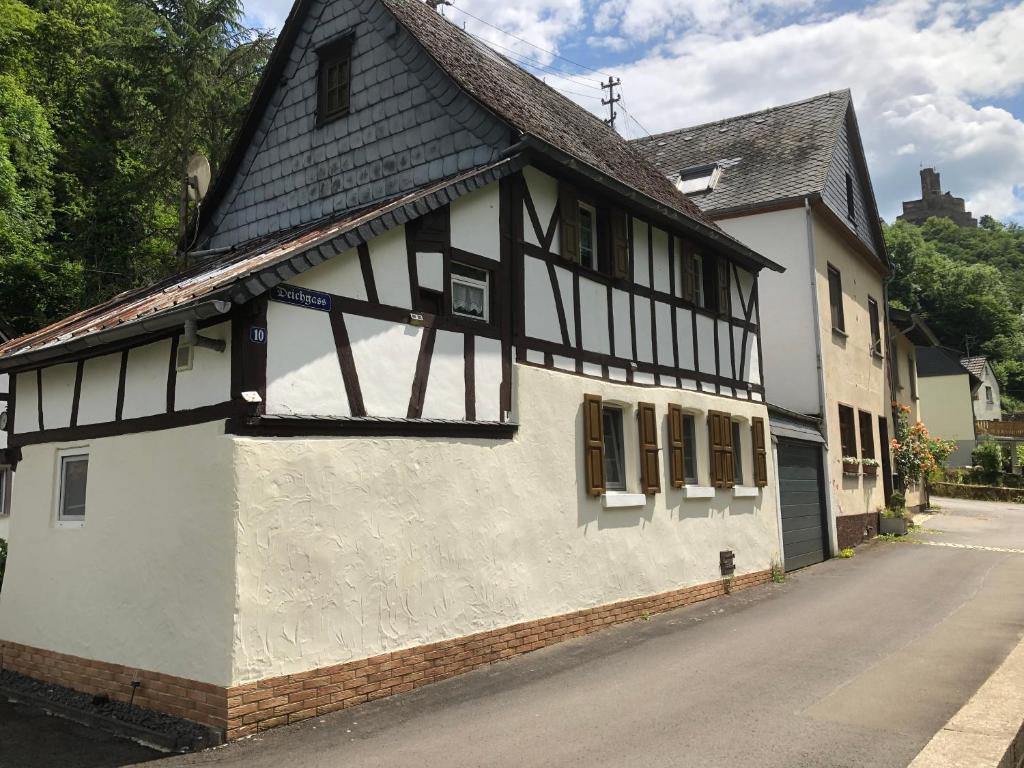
(602, 492, 646, 509)
(681, 485, 715, 499)
(55, 520, 84, 529)
(832, 327, 848, 339)
(733, 486, 759, 498)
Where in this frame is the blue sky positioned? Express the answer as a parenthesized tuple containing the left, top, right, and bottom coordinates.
(243, 0, 1024, 223)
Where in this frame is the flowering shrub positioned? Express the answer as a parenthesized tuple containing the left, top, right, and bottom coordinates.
(890, 403, 955, 484)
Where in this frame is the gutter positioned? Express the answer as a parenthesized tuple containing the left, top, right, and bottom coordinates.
(517, 135, 786, 274)
(0, 300, 233, 373)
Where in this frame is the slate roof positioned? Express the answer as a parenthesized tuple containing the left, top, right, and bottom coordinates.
(916, 347, 979, 388)
(630, 91, 851, 215)
(960, 356, 989, 379)
(380, 0, 720, 231)
(0, 159, 519, 368)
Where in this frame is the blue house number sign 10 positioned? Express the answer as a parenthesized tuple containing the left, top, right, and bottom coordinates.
(249, 326, 267, 344)
(270, 284, 332, 312)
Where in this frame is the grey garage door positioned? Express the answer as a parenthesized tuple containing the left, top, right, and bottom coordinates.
(777, 439, 828, 571)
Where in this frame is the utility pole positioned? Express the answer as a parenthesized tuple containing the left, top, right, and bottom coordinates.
(601, 76, 621, 130)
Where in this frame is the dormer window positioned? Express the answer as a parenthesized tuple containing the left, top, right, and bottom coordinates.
(317, 35, 353, 125)
(675, 163, 721, 195)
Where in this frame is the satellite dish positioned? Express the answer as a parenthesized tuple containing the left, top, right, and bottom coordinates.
(186, 154, 211, 201)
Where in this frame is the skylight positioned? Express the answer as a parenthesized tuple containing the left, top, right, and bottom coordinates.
(674, 163, 721, 195)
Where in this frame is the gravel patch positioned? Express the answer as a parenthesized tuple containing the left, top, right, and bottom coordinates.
(0, 669, 214, 750)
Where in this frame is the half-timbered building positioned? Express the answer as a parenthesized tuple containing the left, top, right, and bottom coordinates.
(0, 0, 784, 740)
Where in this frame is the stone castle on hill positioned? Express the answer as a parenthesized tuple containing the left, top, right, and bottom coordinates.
(898, 167, 977, 228)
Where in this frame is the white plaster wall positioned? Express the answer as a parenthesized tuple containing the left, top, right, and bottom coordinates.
(176, 322, 231, 411)
(732, 267, 755, 321)
(13, 371, 38, 434)
(266, 302, 350, 417)
(346, 315, 421, 417)
(695, 315, 715, 374)
(230, 363, 780, 683)
(122, 339, 172, 420)
(290, 247, 366, 300)
(718, 208, 818, 414)
(416, 252, 444, 293)
(40, 363, 77, 430)
(367, 226, 411, 309)
(523, 255, 561, 344)
(553, 265, 575, 346)
(655, 301, 673, 365)
(421, 330, 464, 420)
(523, 166, 558, 252)
(612, 289, 632, 357)
(77, 354, 121, 426)
(474, 336, 503, 422)
(676, 308, 695, 370)
(578, 277, 609, 354)
(634, 296, 653, 363)
(451, 184, 500, 260)
(919, 374, 976, 442)
(0, 422, 236, 685)
(651, 227, 671, 293)
(972, 365, 1002, 421)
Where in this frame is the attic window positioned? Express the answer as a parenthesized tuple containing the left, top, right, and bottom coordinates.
(317, 35, 353, 125)
(675, 164, 721, 195)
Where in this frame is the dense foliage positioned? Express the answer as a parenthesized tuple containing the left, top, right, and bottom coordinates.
(0, 0, 273, 335)
(890, 403, 955, 484)
(885, 216, 1024, 411)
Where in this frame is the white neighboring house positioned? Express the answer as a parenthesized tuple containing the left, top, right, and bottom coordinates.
(0, 321, 12, 541)
(633, 91, 893, 565)
(961, 356, 1001, 422)
(0, 0, 786, 742)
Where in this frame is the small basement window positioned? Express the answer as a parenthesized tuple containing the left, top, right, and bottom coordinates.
(675, 163, 721, 195)
(317, 35, 353, 125)
(451, 262, 489, 322)
(602, 406, 627, 491)
(56, 449, 89, 525)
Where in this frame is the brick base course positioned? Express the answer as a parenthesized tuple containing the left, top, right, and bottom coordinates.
(0, 640, 228, 731)
(2, 569, 770, 741)
(836, 511, 880, 550)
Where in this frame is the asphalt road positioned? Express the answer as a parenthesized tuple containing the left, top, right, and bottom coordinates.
(4, 497, 1023, 768)
(151, 497, 1024, 768)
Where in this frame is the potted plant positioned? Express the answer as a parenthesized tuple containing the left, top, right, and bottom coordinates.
(842, 456, 861, 476)
(861, 457, 880, 477)
(880, 508, 909, 536)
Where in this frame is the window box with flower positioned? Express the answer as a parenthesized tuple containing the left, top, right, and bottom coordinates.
(861, 457, 880, 477)
(842, 456, 861, 476)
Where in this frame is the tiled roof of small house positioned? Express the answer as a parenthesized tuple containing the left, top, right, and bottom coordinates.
(0, 160, 518, 368)
(959, 356, 988, 379)
(630, 91, 851, 215)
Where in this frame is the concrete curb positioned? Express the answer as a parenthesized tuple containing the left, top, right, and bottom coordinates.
(909, 634, 1024, 767)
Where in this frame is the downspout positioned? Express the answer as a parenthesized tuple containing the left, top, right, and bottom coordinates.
(804, 197, 840, 556)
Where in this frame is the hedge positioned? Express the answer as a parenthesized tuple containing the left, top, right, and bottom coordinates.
(930, 482, 1024, 503)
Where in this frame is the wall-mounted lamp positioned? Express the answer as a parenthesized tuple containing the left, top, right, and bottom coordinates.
(408, 312, 426, 327)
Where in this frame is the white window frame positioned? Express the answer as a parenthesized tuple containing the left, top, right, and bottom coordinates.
(577, 202, 597, 270)
(450, 263, 490, 323)
(602, 404, 628, 492)
(54, 447, 89, 528)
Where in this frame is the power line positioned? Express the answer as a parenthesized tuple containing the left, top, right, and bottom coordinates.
(461, 29, 602, 90)
(446, 2, 613, 79)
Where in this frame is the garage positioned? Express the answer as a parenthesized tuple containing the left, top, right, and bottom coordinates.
(770, 409, 830, 572)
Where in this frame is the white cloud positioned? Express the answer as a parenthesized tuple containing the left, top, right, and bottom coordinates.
(606, 0, 1024, 222)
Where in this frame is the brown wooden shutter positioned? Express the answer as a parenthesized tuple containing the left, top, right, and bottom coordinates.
(752, 417, 768, 487)
(559, 183, 579, 261)
(717, 258, 731, 315)
(681, 241, 696, 302)
(668, 404, 685, 488)
(611, 209, 629, 279)
(638, 402, 661, 494)
(583, 394, 605, 495)
(709, 411, 735, 488)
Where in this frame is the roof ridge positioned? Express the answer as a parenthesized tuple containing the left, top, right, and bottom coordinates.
(635, 89, 852, 144)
